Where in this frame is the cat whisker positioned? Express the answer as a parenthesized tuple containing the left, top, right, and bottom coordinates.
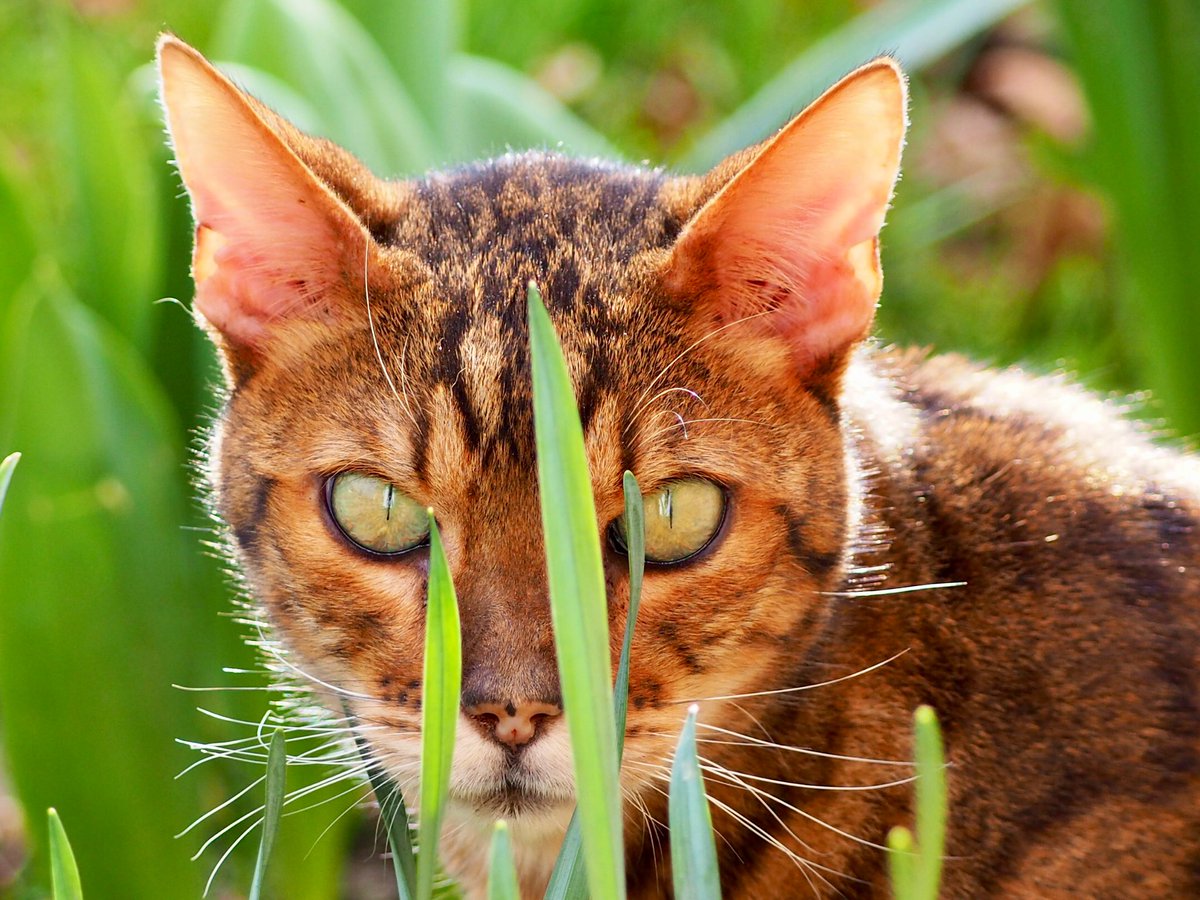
(251, 626, 378, 700)
(645, 415, 770, 441)
(630, 760, 841, 896)
(625, 310, 773, 436)
(692, 723, 913, 768)
(672, 649, 909, 704)
(821, 580, 967, 599)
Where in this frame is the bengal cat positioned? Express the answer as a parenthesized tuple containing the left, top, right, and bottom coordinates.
(157, 35, 1200, 898)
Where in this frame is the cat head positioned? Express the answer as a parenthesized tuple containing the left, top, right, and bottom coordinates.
(158, 33, 905, 837)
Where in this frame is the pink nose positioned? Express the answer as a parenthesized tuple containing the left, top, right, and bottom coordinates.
(464, 700, 563, 748)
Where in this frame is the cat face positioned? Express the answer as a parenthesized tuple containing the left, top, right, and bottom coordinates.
(158, 33, 904, 866)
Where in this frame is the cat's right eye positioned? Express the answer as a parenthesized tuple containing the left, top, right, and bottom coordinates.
(326, 472, 429, 556)
(610, 477, 727, 564)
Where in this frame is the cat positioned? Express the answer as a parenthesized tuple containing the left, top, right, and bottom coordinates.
(157, 34, 1200, 898)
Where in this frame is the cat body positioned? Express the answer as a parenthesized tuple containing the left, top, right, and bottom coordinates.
(157, 37, 1200, 898)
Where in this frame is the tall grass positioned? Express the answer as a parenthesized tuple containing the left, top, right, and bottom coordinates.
(0, 0, 1192, 894)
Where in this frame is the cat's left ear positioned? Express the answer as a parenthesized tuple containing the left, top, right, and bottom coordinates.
(665, 59, 907, 382)
(157, 35, 375, 378)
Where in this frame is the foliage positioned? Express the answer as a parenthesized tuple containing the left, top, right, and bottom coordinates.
(0, 0, 1195, 895)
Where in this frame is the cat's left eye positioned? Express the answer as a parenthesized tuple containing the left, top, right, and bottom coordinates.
(325, 471, 429, 556)
(610, 477, 727, 564)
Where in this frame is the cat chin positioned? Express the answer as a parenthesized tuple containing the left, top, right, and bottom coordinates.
(440, 797, 573, 898)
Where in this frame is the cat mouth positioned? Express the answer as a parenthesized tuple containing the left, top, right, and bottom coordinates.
(451, 771, 573, 818)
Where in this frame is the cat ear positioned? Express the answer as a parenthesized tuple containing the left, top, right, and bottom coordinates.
(157, 35, 371, 372)
(665, 59, 907, 380)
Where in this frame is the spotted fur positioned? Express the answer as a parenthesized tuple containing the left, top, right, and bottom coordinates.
(160, 37, 1200, 898)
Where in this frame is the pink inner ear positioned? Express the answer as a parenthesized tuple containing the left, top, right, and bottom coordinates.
(674, 61, 907, 375)
(159, 39, 367, 349)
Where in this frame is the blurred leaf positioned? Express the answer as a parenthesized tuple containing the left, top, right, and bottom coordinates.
(683, 0, 1033, 171)
(0, 452, 18, 515)
(528, 281, 625, 900)
(213, 0, 439, 175)
(0, 267, 214, 896)
(668, 706, 721, 900)
(55, 9, 162, 347)
(47, 809, 83, 900)
(418, 513, 462, 900)
(486, 821, 519, 900)
(0, 151, 37, 308)
(248, 730, 287, 900)
(340, 0, 462, 144)
(1056, 0, 1200, 436)
(449, 56, 616, 160)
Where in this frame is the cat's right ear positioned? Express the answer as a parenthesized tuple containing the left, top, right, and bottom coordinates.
(663, 59, 907, 391)
(157, 35, 371, 380)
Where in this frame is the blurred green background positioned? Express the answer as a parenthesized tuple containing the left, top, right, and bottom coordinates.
(0, 0, 1197, 896)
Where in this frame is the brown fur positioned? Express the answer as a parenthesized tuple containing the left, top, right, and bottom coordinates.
(161, 39, 1200, 898)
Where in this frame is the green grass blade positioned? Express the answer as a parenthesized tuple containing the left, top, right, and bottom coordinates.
(545, 472, 645, 900)
(48, 809, 83, 900)
(0, 452, 19, 515)
(543, 815, 588, 900)
(682, 0, 1032, 171)
(418, 512, 462, 900)
(668, 706, 721, 900)
(345, 702, 416, 900)
(613, 471, 645, 759)
(912, 706, 946, 900)
(528, 280, 625, 900)
(887, 825, 916, 900)
(487, 821, 520, 900)
(248, 730, 287, 900)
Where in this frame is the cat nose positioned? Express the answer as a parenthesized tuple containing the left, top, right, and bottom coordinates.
(463, 699, 563, 748)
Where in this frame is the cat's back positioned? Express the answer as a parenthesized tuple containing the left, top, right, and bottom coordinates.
(846, 348, 1200, 897)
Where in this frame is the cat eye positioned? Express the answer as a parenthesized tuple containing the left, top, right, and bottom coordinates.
(610, 477, 727, 564)
(326, 472, 429, 556)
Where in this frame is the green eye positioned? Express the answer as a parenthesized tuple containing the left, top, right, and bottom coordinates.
(326, 472, 429, 555)
(611, 478, 726, 564)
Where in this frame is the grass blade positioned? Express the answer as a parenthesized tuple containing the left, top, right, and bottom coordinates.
(668, 705, 721, 900)
(886, 706, 946, 900)
(48, 809, 83, 900)
(682, 0, 1032, 171)
(487, 821, 520, 900)
(545, 472, 645, 900)
(887, 825, 916, 899)
(248, 730, 287, 900)
(417, 512, 462, 899)
(345, 704, 416, 900)
(613, 471, 645, 759)
(0, 452, 18, 515)
(528, 280, 625, 900)
(912, 706, 947, 900)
